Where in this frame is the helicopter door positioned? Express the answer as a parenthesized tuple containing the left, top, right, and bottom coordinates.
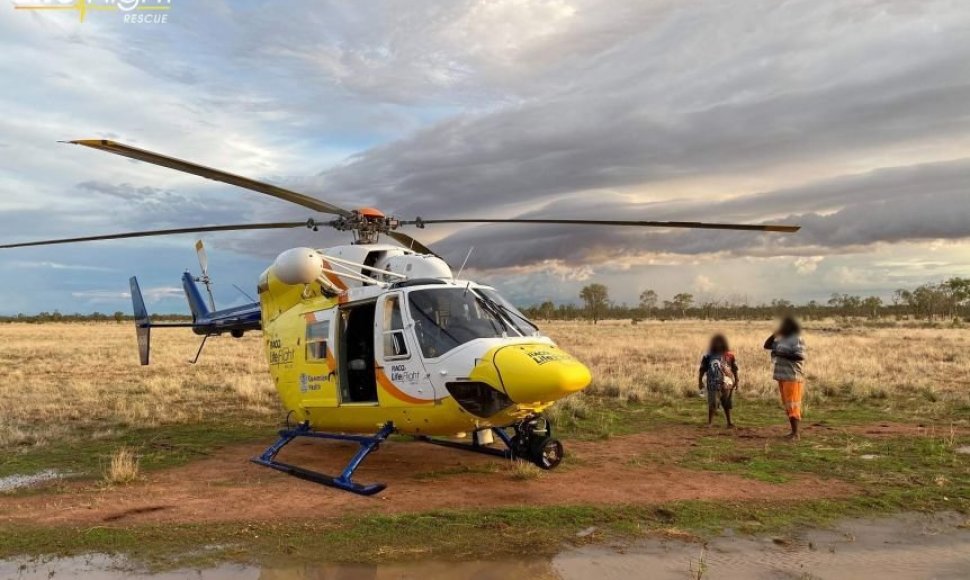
(301, 309, 339, 408)
(338, 301, 379, 404)
(375, 293, 434, 405)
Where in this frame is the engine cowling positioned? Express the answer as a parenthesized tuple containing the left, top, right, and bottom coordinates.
(374, 253, 453, 281)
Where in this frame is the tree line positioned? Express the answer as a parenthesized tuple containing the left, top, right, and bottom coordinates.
(4, 277, 968, 324)
(523, 278, 970, 323)
(0, 311, 192, 324)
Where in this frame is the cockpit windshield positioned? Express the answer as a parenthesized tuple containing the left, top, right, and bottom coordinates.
(407, 287, 509, 358)
(474, 287, 540, 337)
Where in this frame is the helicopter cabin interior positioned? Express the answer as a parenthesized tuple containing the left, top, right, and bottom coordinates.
(338, 301, 378, 404)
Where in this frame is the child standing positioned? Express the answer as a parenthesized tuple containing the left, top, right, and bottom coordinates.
(698, 334, 739, 427)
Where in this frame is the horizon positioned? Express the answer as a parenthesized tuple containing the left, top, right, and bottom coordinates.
(1, 274, 963, 317)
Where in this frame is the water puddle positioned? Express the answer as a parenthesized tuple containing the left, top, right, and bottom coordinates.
(3, 513, 969, 579)
(1, 556, 557, 579)
(555, 512, 970, 579)
(0, 470, 64, 493)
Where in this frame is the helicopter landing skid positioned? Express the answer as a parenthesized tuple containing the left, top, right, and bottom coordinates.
(250, 422, 394, 496)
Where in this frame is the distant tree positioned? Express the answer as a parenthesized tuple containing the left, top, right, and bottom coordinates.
(579, 284, 610, 324)
(537, 300, 556, 320)
(671, 293, 694, 318)
(845, 295, 862, 316)
(113, 311, 126, 324)
(805, 300, 820, 320)
(771, 298, 794, 317)
(828, 293, 862, 317)
(700, 300, 722, 320)
(638, 289, 658, 317)
(944, 277, 970, 318)
(861, 296, 883, 319)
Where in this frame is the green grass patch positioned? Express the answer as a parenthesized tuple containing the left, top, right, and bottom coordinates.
(553, 395, 911, 440)
(682, 430, 970, 496)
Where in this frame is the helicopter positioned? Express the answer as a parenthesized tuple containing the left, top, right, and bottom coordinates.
(0, 139, 800, 495)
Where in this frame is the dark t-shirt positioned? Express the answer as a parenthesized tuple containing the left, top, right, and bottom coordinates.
(700, 351, 738, 391)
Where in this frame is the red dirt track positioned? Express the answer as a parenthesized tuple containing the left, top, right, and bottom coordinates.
(0, 427, 855, 527)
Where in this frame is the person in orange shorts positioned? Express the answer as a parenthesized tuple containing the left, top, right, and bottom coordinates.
(764, 316, 806, 440)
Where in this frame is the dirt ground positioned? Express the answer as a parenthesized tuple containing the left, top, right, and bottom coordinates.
(0, 426, 855, 527)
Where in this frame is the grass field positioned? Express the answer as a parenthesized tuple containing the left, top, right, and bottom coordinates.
(2, 320, 968, 453)
(0, 320, 968, 568)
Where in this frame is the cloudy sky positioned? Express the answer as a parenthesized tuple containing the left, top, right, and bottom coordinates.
(1, 0, 969, 314)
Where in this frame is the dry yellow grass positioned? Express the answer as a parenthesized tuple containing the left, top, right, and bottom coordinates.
(548, 319, 970, 402)
(104, 446, 140, 485)
(507, 460, 544, 480)
(0, 323, 275, 449)
(1, 320, 968, 452)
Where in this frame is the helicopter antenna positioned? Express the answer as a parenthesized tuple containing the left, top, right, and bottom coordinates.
(456, 246, 474, 279)
(232, 284, 256, 303)
(195, 240, 216, 311)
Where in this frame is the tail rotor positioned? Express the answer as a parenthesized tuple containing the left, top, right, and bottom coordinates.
(195, 239, 216, 311)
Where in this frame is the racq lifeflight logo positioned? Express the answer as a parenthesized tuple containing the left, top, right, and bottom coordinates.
(14, 0, 172, 24)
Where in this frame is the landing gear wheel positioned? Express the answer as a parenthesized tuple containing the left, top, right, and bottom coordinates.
(531, 437, 564, 470)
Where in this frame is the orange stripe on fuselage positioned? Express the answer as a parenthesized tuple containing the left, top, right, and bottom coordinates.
(320, 259, 348, 291)
(375, 367, 433, 405)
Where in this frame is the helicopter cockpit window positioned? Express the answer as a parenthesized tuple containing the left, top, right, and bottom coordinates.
(382, 295, 409, 359)
(474, 287, 539, 336)
(407, 288, 509, 358)
(306, 319, 330, 361)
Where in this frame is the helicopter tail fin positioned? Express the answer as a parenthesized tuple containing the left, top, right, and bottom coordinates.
(181, 271, 211, 321)
(129, 273, 228, 365)
(130, 276, 152, 365)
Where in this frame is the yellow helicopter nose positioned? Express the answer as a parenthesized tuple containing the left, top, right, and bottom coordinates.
(469, 344, 592, 405)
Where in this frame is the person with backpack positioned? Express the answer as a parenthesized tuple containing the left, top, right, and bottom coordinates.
(698, 334, 739, 428)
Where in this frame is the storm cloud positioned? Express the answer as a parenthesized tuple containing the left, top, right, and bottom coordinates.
(432, 157, 970, 269)
(2, 0, 970, 312)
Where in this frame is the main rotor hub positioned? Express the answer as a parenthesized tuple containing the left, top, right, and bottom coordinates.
(327, 208, 401, 244)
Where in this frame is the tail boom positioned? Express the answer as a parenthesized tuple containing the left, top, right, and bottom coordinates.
(129, 275, 261, 365)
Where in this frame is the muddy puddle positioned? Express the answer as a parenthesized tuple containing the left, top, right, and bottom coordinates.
(3, 512, 969, 579)
(1, 557, 557, 579)
(556, 512, 970, 579)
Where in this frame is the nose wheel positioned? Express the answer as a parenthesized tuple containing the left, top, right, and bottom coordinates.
(508, 415, 564, 470)
(530, 437, 564, 469)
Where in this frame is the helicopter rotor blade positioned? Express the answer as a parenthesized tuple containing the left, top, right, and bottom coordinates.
(386, 231, 437, 257)
(0, 222, 310, 250)
(67, 140, 353, 217)
(401, 218, 800, 233)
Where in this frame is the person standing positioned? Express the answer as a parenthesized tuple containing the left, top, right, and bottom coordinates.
(698, 334, 739, 428)
(764, 316, 806, 439)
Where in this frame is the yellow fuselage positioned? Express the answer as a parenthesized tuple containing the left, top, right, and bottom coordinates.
(257, 267, 591, 436)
